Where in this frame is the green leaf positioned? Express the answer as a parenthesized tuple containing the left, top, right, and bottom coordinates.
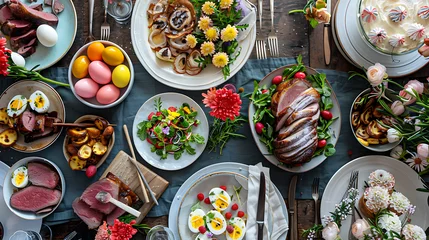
(324, 144, 336, 156)
(165, 144, 180, 152)
(309, 18, 319, 28)
(174, 151, 183, 160)
(192, 134, 205, 144)
(191, 202, 201, 211)
(185, 145, 196, 155)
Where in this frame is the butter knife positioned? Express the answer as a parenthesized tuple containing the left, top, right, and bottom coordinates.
(323, 0, 331, 65)
(288, 175, 298, 240)
(256, 172, 266, 240)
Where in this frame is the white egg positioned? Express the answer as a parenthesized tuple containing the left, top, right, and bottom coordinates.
(226, 217, 246, 240)
(205, 210, 226, 235)
(36, 24, 58, 47)
(7, 95, 28, 117)
(208, 187, 231, 211)
(188, 209, 206, 233)
(11, 52, 25, 67)
(29, 90, 50, 113)
(195, 233, 213, 240)
(11, 166, 28, 188)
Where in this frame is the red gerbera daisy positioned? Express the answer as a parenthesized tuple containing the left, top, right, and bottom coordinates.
(0, 38, 11, 76)
(108, 219, 138, 240)
(202, 87, 242, 121)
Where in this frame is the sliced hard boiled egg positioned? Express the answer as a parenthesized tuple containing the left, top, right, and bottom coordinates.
(29, 90, 50, 113)
(226, 217, 246, 240)
(11, 166, 28, 188)
(195, 232, 213, 240)
(205, 210, 226, 235)
(188, 208, 205, 233)
(7, 95, 28, 117)
(208, 187, 231, 211)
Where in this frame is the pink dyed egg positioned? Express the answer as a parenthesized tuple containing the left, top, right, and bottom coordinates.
(74, 78, 99, 98)
(88, 61, 112, 84)
(96, 84, 120, 104)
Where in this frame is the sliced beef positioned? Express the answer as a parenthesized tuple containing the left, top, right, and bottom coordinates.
(72, 198, 103, 229)
(273, 126, 314, 148)
(276, 140, 317, 164)
(81, 178, 119, 215)
(286, 103, 319, 125)
(8, 0, 58, 27)
(17, 45, 36, 57)
(0, 4, 13, 25)
(28, 162, 59, 189)
(29, 4, 44, 11)
(10, 29, 36, 49)
(1, 20, 32, 37)
(106, 197, 129, 226)
(24, 127, 54, 143)
(17, 111, 35, 133)
(44, 0, 64, 13)
(10, 186, 61, 212)
(34, 114, 45, 132)
(274, 129, 317, 155)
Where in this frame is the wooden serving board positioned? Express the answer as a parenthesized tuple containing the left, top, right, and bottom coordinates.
(100, 150, 169, 223)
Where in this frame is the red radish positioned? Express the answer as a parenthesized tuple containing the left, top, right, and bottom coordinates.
(168, 107, 177, 112)
(231, 203, 239, 211)
(198, 226, 206, 234)
(294, 72, 306, 79)
(321, 110, 333, 120)
(225, 212, 232, 219)
(261, 89, 269, 94)
(237, 211, 245, 218)
(272, 75, 283, 85)
(317, 139, 327, 148)
(86, 165, 97, 178)
(226, 225, 234, 233)
(148, 112, 155, 120)
(197, 193, 204, 201)
(220, 185, 227, 191)
(204, 197, 211, 204)
(255, 122, 264, 135)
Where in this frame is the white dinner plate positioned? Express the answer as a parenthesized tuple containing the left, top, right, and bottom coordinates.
(333, 0, 428, 77)
(168, 162, 288, 240)
(0, 161, 42, 238)
(132, 93, 209, 171)
(130, 0, 256, 90)
(321, 156, 429, 239)
(248, 66, 341, 173)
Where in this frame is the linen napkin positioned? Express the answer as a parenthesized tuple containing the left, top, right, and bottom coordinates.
(237, 1, 256, 42)
(246, 163, 289, 240)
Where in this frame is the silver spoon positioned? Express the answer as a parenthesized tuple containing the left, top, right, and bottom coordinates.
(95, 191, 141, 218)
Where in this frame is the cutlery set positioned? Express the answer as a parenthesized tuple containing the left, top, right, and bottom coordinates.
(86, 0, 111, 43)
(256, 0, 278, 59)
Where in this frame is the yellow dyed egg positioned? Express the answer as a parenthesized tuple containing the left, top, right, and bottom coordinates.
(112, 64, 130, 88)
(72, 55, 90, 79)
(102, 46, 124, 66)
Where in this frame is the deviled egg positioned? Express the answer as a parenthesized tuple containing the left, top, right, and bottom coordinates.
(209, 187, 231, 211)
(188, 209, 205, 233)
(205, 210, 226, 235)
(195, 232, 213, 240)
(29, 90, 50, 113)
(7, 95, 28, 117)
(11, 166, 28, 188)
(226, 217, 246, 240)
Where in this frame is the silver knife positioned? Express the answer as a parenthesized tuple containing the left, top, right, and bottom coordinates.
(288, 175, 298, 240)
(323, 0, 332, 65)
(256, 172, 266, 240)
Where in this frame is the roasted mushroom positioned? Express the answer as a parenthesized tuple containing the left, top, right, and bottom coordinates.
(78, 145, 92, 160)
(0, 108, 9, 125)
(360, 107, 373, 125)
(94, 118, 108, 130)
(0, 129, 18, 147)
(86, 127, 101, 139)
(93, 142, 107, 156)
(72, 135, 89, 148)
(69, 156, 86, 171)
(66, 144, 79, 156)
(356, 125, 369, 139)
(67, 128, 87, 139)
(102, 126, 114, 139)
(373, 104, 383, 118)
(351, 111, 361, 128)
(366, 121, 383, 139)
(376, 121, 388, 132)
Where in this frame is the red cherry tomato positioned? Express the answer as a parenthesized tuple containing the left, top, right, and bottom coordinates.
(294, 72, 306, 79)
(156, 112, 162, 116)
(225, 212, 232, 219)
(255, 122, 264, 135)
(321, 110, 333, 120)
(226, 225, 234, 233)
(231, 203, 239, 211)
(168, 107, 177, 112)
(317, 139, 327, 148)
(204, 197, 211, 204)
(272, 75, 283, 85)
(197, 193, 204, 201)
(261, 89, 269, 94)
(198, 226, 206, 234)
(220, 185, 227, 191)
(237, 211, 245, 218)
(148, 112, 155, 120)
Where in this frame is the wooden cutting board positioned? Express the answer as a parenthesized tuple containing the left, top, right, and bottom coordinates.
(100, 150, 169, 223)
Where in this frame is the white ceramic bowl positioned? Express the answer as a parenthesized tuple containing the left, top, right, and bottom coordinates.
(2, 157, 66, 220)
(68, 40, 134, 108)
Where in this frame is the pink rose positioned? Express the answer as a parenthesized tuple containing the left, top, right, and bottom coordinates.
(366, 63, 386, 86)
(405, 80, 424, 95)
(390, 100, 405, 115)
(315, 8, 331, 24)
(352, 219, 371, 239)
(417, 143, 429, 160)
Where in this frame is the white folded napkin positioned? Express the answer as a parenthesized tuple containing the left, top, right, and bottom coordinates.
(237, 4, 256, 42)
(246, 163, 289, 240)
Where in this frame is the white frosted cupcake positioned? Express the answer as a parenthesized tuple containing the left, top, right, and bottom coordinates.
(368, 169, 395, 191)
(389, 192, 411, 215)
(359, 186, 390, 218)
(402, 224, 427, 240)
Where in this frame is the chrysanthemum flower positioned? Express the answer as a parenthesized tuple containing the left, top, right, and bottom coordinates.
(212, 52, 229, 68)
(205, 27, 219, 41)
(0, 38, 10, 76)
(202, 87, 242, 121)
(221, 25, 238, 42)
(202, 1, 216, 15)
(186, 34, 197, 48)
(220, 0, 233, 9)
(198, 16, 212, 31)
(108, 219, 138, 240)
(200, 41, 215, 56)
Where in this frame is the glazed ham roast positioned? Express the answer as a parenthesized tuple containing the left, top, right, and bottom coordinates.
(28, 162, 59, 189)
(271, 78, 320, 164)
(10, 185, 61, 212)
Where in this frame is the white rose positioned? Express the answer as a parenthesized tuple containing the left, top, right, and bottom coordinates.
(387, 128, 401, 143)
(322, 222, 340, 240)
(366, 63, 386, 86)
(390, 145, 403, 159)
(352, 219, 371, 239)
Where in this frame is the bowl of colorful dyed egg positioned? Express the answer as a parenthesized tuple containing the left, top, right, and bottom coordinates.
(68, 41, 134, 108)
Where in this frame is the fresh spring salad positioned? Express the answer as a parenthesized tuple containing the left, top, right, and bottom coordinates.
(137, 98, 205, 160)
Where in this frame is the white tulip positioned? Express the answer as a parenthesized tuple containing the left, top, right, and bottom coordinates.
(390, 145, 403, 159)
(387, 128, 401, 143)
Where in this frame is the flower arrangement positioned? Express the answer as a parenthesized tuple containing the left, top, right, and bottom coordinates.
(202, 84, 246, 154)
(95, 214, 150, 240)
(349, 64, 429, 175)
(289, 0, 331, 28)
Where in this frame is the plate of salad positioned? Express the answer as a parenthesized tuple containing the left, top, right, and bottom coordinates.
(132, 93, 209, 170)
(248, 56, 341, 173)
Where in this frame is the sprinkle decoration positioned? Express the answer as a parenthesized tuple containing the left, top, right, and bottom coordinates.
(368, 27, 387, 44)
(388, 6, 407, 22)
(407, 23, 425, 41)
(418, 6, 429, 19)
(389, 34, 405, 48)
(361, 6, 378, 23)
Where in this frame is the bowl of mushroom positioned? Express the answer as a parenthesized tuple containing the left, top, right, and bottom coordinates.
(63, 115, 115, 172)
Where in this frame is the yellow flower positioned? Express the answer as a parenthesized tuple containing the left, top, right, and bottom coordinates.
(186, 34, 197, 48)
(205, 27, 219, 41)
(200, 41, 215, 56)
(221, 24, 238, 42)
(183, 106, 191, 114)
(168, 110, 181, 120)
(198, 16, 212, 31)
(219, 0, 233, 9)
(212, 52, 229, 68)
(202, 1, 216, 15)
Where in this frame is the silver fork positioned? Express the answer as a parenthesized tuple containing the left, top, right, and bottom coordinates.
(63, 231, 77, 240)
(51, 0, 58, 17)
(101, 0, 111, 40)
(255, 0, 266, 59)
(312, 177, 320, 225)
(267, 0, 278, 57)
(349, 171, 359, 240)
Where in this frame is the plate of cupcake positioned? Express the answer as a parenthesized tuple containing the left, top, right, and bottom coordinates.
(321, 155, 429, 239)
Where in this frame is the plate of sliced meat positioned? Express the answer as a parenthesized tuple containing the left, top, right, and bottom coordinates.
(249, 62, 341, 173)
(0, 0, 77, 70)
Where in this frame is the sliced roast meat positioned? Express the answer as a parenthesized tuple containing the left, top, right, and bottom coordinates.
(28, 162, 59, 189)
(273, 125, 314, 148)
(34, 114, 45, 132)
(278, 117, 312, 140)
(24, 127, 53, 142)
(276, 140, 317, 164)
(72, 198, 103, 229)
(276, 78, 312, 92)
(10, 29, 36, 49)
(272, 80, 311, 117)
(274, 129, 317, 155)
(10, 186, 61, 212)
(17, 45, 36, 57)
(1, 20, 32, 36)
(286, 103, 319, 125)
(17, 111, 35, 132)
(29, 4, 44, 11)
(81, 178, 120, 215)
(0, 4, 13, 25)
(44, 0, 64, 13)
(8, 0, 59, 26)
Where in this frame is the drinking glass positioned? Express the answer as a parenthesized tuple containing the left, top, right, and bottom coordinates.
(9, 230, 42, 240)
(107, 0, 133, 24)
(145, 225, 175, 240)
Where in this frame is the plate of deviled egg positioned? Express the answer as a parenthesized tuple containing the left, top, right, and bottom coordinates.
(0, 80, 65, 153)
